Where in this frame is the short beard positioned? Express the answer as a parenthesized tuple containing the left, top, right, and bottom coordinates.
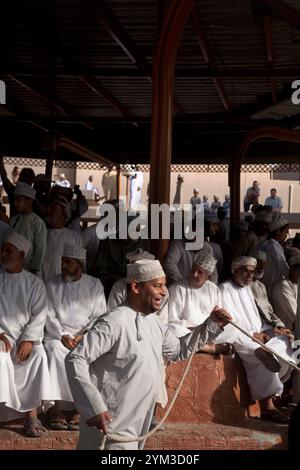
(63, 273, 75, 283)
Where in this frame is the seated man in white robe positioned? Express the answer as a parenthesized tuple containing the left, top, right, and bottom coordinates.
(42, 195, 82, 282)
(271, 255, 300, 331)
(65, 259, 232, 450)
(44, 243, 107, 430)
(219, 256, 295, 423)
(168, 250, 232, 355)
(0, 231, 51, 437)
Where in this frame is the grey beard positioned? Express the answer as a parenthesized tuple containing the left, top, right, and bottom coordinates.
(63, 274, 75, 283)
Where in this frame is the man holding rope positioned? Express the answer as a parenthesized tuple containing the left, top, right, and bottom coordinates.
(219, 256, 295, 424)
(65, 259, 232, 450)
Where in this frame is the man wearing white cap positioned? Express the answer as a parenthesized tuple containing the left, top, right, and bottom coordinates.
(251, 251, 290, 332)
(0, 231, 51, 436)
(44, 243, 106, 430)
(232, 211, 272, 259)
(55, 173, 71, 188)
(65, 259, 231, 449)
(107, 249, 160, 311)
(168, 251, 225, 338)
(42, 195, 82, 282)
(218, 256, 294, 423)
(271, 255, 300, 330)
(258, 215, 289, 298)
(9, 182, 47, 275)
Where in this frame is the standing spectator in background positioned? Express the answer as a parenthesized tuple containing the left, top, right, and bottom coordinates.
(172, 175, 184, 206)
(101, 165, 117, 200)
(265, 189, 283, 214)
(129, 165, 143, 210)
(203, 195, 209, 211)
(244, 181, 260, 212)
(84, 175, 101, 201)
(190, 189, 201, 216)
(11, 166, 20, 184)
(222, 195, 230, 218)
(210, 195, 221, 214)
(55, 173, 71, 188)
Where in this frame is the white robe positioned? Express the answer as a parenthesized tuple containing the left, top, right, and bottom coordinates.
(44, 274, 107, 403)
(65, 303, 222, 450)
(271, 279, 298, 330)
(107, 278, 169, 407)
(168, 279, 222, 338)
(259, 239, 289, 298)
(219, 280, 294, 401)
(0, 269, 51, 419)
(163, 240, 218, 285)
(42, 228, 82, 283)
(129, 171, 143, 209)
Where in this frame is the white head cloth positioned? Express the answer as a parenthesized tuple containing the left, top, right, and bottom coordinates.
(126, 248, 155, 263)
(268, 215, 289, 232)
(14, 182, 36, 200)
(63, 242, 86, 262)
(194, 251, 217, 274)
(232, 256, 257, 273)
(127, 259, 165, 283)
(4, 230, 32, 256)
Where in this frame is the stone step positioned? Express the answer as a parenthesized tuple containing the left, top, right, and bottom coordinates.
(0, 419, 288, 450)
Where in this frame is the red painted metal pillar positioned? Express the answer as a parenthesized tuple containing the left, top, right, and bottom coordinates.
(149, 0, 196, 261)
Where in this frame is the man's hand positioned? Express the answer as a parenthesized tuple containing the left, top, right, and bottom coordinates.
(16, 341, 33, 361)
(73, 334, 83, 345)
(86, 412, 112, 434)
(253, 332, 270, 344)
(210, 307, 232, 328)
(0, 333, 12, 352)
(274, 327, 294, 340)
(61, 335, 77, 350)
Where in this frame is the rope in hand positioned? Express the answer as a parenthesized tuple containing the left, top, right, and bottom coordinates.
(99, 320, 300, 448)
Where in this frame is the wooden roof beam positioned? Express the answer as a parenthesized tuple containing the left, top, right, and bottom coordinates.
(6, 75, 94, 130)
(191, 7, 231, 113)
(86, 0, 184, 114)
(263, 15, 277, 101)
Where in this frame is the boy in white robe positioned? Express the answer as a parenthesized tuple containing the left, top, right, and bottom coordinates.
(219, 256, 295, 423)
(0, 232, 51, 436)
(9, 182, 47, 276)
(42, 195, 82, 282)
(44, 243, 107, 430)
(65, 259, 232, 450)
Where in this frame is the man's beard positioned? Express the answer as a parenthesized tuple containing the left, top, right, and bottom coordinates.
(62, 273, 76, 283)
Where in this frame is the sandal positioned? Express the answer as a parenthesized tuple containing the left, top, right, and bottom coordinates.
(67, 412, 80, 430)
(260, 409, 289, 424)
(47, 409, 68, 430)
(24, 418, 48, 438)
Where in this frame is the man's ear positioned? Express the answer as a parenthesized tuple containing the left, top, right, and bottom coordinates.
(131, 280, 140, 294)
